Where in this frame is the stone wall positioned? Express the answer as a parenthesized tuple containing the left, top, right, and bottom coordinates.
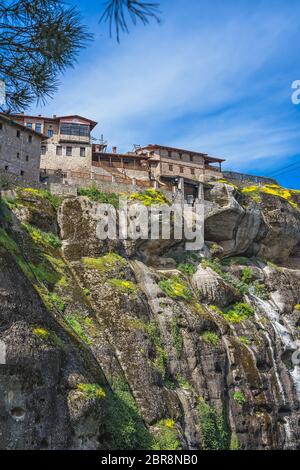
(0, 169, 45, 190)
(0, 117, 42, 181)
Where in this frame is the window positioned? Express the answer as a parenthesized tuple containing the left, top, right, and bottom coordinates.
(5, 165, 8, 171)
(56, 146, 62, 156)
(47, 129, 53, 137)
(20, 170, 24, 176)
(180, 167, 184, 173)
(17, 130, 21, 138)
(168, 150, 172, 159)
(41, 145, 47, 155)
(60, 123, 90, 137)
(169, 164, 173, 171)
(190, 155, 194, 162)
(35, 123, 42, 133)
(80, 147, 86, 157)
(66, 146, 72, 156)
(25, 155, 29, 162)
(28, 135, 32, 143)
(17, 152, 20, 159)
(27, 123, 33, 129)
(179, 153, 183, 160)
(191, 168, 195, 175)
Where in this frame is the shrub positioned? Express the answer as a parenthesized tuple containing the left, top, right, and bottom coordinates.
(17, 187, 62, 209)
(224, 303, 254, 324)
(211, 303, 254, 324)
(77, 383, 106, 399)
(100, 377, 153, 450)
(241, 267, 253, 284)
(129, 189, 171, 206)
(109, 279, 139, 296)
(201, 331, 220, 346)
(65, 314, 92, 345)
(233, 391, 246, 405)
(177, 263, 197, 275)
(152, 419, 181, 450)
(78, 187, 119, 208)
(197, 398, 229, 450)
(159, 276, 193, 301)
(22, 224, 61, 248)
(170, 317, 183, 358)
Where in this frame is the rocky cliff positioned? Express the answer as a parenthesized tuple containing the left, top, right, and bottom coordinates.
(0, 182, 300, 450)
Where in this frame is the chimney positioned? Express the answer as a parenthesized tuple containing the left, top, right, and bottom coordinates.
(112, 146, 117, 154)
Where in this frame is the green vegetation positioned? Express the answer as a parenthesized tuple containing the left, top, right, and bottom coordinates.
(241, 267, 253, 284)
(176, 375, 193, 391)
(233, 391, 246, 405)
(146, 321, 168, 378)
(242, 184, 300, 209)
(82, 253, 126, 273)
(0, 228, 20, 255)
(177, 263, 197, 275)
(201, 258, 268, 299)
(210, 303, 254, 324)
(221, 256, 251, 266)
(197, 398, 229, 450)
(201, 331, 220, 346)
(30, 261, 60, 286)
(101, 377, 153, 450)
(238, 336, 252, 346)
(17, 187, 62, 209)
(159, 276, 193, 301)
(126, 318, 168, 378)
(65, 314, 92, 345)
(230, 432, 240, 450)
(129, 189, 171, 206)
(294, 304, 300, 311)
(152, 419, 181, 450)
(77, 383, 106, 400)
(78, 187, 119, 208)
(33, 327, 65, 350)
(22, 224, 61, 248)
(170, 317, 183, 358)
(109, 279, 139, 296)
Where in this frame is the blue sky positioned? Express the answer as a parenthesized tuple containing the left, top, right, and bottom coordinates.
(32, 0, 300, 188)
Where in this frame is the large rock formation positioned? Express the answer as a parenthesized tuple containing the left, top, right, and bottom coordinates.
(1, 183, 300, 450)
